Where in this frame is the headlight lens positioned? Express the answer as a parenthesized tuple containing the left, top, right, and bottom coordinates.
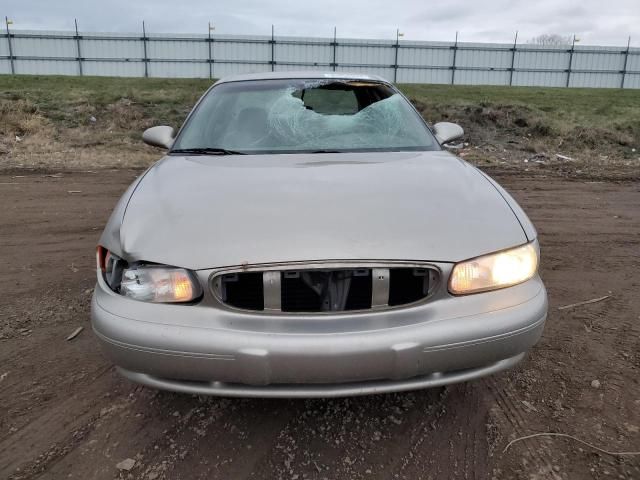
(97, 247, 201, 303)
(449, 242, 538, 295)
(121, 267, 201, 303)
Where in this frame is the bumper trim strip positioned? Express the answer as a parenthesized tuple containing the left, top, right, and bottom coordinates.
(117, 352, 526, 398)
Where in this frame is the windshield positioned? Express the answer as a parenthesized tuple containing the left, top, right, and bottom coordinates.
(172, 79, 438, 154)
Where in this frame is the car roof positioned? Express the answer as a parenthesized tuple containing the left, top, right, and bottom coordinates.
(215, 70, 389, 84)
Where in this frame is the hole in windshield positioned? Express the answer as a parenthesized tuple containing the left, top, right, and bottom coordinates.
(172, 79, 438, 155)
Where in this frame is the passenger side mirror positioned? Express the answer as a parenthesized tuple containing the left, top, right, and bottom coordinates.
(432, 122, 464, 145)
(142, 126, 176, 149)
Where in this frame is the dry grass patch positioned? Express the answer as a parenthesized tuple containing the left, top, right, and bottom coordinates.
(0, 75, 638, 178)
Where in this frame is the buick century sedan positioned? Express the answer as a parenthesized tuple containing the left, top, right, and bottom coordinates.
(92, 71, 547, 397)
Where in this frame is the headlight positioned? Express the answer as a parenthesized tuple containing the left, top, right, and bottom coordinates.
(121, 267, 202, 303)
(96, 246, 201, 303)
(449, 242, 538, 295)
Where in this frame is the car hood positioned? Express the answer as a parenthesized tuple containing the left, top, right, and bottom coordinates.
(117, 151, 527, 269)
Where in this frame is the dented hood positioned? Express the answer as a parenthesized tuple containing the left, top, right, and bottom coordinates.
(116, 151, 527, 269)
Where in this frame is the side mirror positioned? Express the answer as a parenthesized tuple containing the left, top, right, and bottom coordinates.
(432, 122, 464, 145)
(142, 126, 176, 149)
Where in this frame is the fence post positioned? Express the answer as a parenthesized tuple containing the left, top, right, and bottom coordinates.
(332, 27, 337, 71)
(207, 22, 213, 80)
(270, 25, 275, 71)
(74, 19, 83, 76)
(451, 31, 458, 85)
(508, 31, 518, 86)
(565, 35, 575, 87)
(620, 36, 631, 89)
(393, 28, 400, 83)
(142, 21, 149, 78)
(5, 17, 14, 74)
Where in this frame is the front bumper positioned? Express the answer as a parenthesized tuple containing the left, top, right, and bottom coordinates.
(91, 273, 547, 397)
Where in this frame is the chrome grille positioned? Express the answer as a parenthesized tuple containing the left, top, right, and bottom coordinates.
(211, 264, 439, 313)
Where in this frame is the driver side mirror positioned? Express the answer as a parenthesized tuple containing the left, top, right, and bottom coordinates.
(142, 126, 176, 149)
(432, 122, 464, 145)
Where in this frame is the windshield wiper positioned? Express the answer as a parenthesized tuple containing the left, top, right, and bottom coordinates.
(308, 149, 345, 154)
(170, 147, 247, 155)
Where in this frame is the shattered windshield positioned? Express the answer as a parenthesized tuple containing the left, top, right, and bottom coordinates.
(172, 78, 438, 154)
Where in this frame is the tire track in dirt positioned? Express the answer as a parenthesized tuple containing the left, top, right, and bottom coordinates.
(1, 365, 115, 478)
(0, 295, 100, 441)
(485, 375, 560, 479)
(36, 391, 231, 480)
(390, 382, 494, 480)
(360, 388, 453, 479)
(246, 392, 447, 479)
(239, 387, 488, 480)
(148, 398, 307, 479)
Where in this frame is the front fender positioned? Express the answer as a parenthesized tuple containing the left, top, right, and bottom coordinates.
(98, 164, 156, 259)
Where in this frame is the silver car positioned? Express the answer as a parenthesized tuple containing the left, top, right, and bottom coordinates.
(92, 72, 547, 398)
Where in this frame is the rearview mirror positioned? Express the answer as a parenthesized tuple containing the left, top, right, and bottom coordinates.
(142, 126, 176, 149)
(432, 122, 464, 145)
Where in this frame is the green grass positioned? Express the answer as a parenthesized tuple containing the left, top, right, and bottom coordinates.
(0, 75, 638, 174)
(0, 75, 213, 129)
(400, 83, 640, 132)
(2, 74, 638, 132)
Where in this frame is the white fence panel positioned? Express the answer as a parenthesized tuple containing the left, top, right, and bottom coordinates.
(81, 34, 143, 60)
(17, 59, 78, 75)
(0, 33, 9, 74)
(147, 39, 208, 61)
(397, 68, 451, 84)
(82, 61, 144, 77)
(215, 36, 270, 63)
(515, 46, 570, 71)
(457, 43, 513, 69)
(573, 47, 625, 72)
(1, 29, 638, 88)
(338, 38, 395, 67)
(148, 61, 209, 78)
(569, 72, 621, 88)
(12, 31, 76, 58)
(511, 70, 565, 87)
(455, 69, 511, 86)
(626, 49, 640, 70)
(624, 73, 640, 88)
(275, 36, 332, 66)
(213, 62, 271, 77)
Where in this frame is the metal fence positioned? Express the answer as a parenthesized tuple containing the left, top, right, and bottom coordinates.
(1, 26, 638, 88)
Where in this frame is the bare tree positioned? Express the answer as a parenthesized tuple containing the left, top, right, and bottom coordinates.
(527, 34, 573, 46)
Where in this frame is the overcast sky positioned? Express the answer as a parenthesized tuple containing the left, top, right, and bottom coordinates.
(5, 0, 638, 46)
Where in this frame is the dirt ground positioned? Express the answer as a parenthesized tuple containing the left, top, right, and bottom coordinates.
(0, 167, 639, 480)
